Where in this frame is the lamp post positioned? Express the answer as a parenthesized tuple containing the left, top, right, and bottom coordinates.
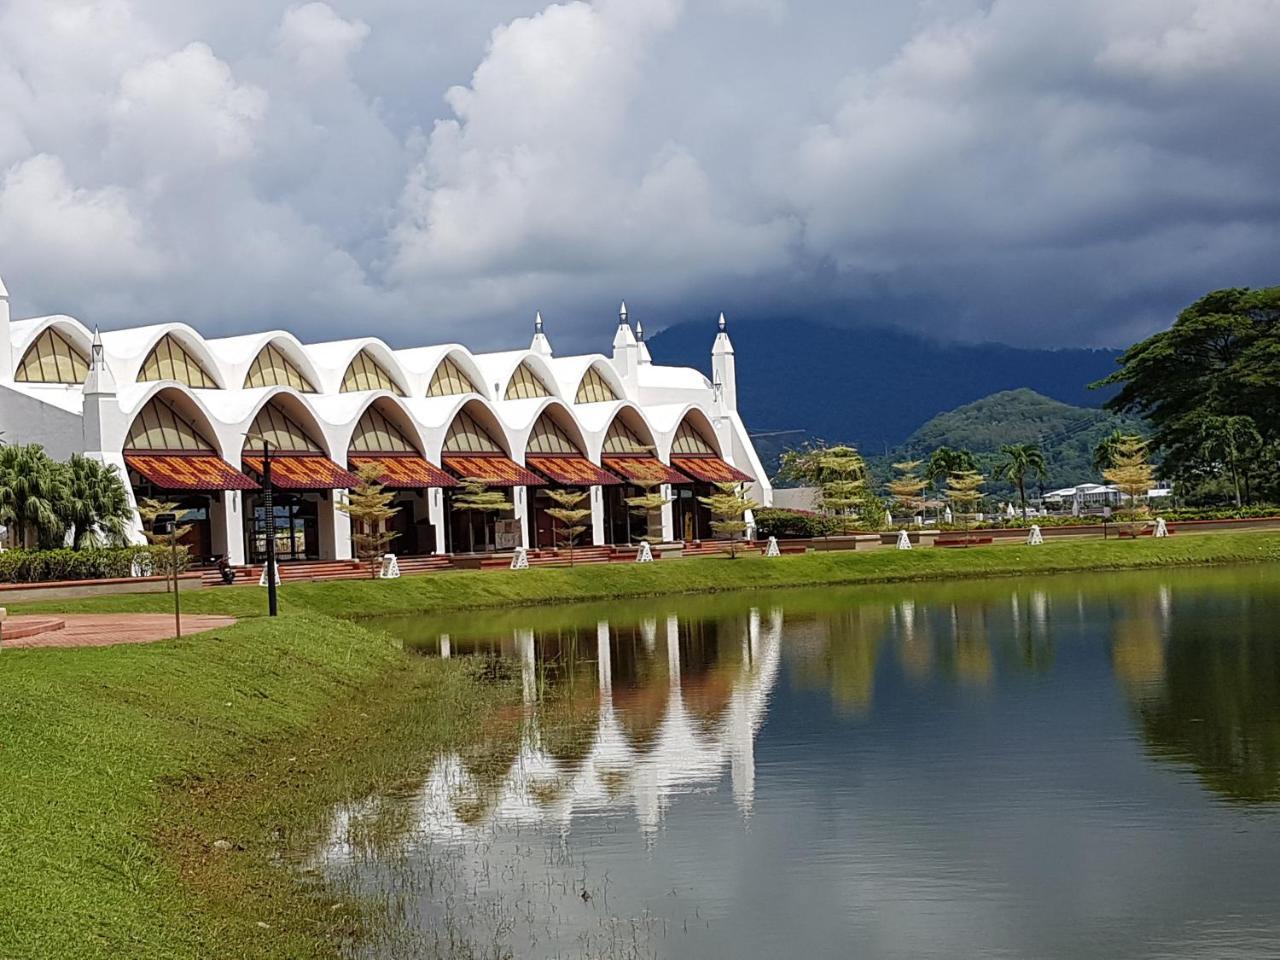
(152, 512, 181, 637)
(245, 433, 279, 617)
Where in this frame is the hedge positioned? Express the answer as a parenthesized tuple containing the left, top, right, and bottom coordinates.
(754, 507, 840, 539)
(0, 545, 189, 584)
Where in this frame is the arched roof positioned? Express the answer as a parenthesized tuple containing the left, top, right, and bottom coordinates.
(313, 392, 429, 456)
(116, 382, 228, 457)
(546, 354, 627, 403)
(473, 349, 562, 401)
(100, 322, 227, 389)
(394, 344, 490, 399)
(646, 403, 723, 459)
(231, 387, 337, 459)
(302, 337, 413, 396)
(505, 398, 590, 459)
(9, 315, 94, 365)
(574, 401, 659, 461)
(205, 331, 323, 392)
(441, 397, 515, 458)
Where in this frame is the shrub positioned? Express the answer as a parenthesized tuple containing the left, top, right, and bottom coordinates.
(0, 545, 189, 584)
(754, 508, 839, 540)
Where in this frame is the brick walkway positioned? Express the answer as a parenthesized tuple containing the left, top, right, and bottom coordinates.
(2, 614, 237, 649)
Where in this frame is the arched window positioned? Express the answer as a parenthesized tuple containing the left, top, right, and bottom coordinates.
(603, 419, 652, 455)
(244, 343, 315, 392)
(504, 361, 551, 400)
(138, 334, 219, 388)
(427, 356, 478, 397)
(15, 328, 89, 384)
(125, 396, 213, 451)
(443, 410, 503, 453)
(341, 350, 404, 395)
(243, 403, 321, 453)
(671, 420, 716, 455)
(526, 415, 580, 455)
(350, 407, 416, 454)
(575, 366, 618, 403)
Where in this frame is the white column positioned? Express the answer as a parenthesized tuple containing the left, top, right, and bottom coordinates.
(515, 486, 530, 548)
(430, 487, 447, 554)
(319, 495, 352, 560)
(211, 490, 245, 564)
(590, 485, 605, 546)
(660, 483, 675, 542)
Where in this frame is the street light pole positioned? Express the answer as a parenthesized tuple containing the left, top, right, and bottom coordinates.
(262, 439, 278, 617)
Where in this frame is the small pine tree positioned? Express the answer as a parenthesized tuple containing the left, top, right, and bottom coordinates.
(137, 496, 192, 588)
(886, 459, 927, 521)
(337, 461, 402, 577)
(625, 478, 669, 544)
(544, 488, 591, 564)
(451, 479, 513, 553)
(697, 482, 761, 559)
(945, 470, 986, 536)
(1102, 434, 1155, 526)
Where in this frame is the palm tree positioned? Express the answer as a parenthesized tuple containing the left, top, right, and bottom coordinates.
(1092, 430, 1128, 473)
(60, 454, 133, 548)
(925, 447, 978, 491)
(993, 443, 1047, 519)
(0, 443, 70, 548)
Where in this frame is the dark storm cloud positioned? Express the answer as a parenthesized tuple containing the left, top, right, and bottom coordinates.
(0, 0, 1275, 349)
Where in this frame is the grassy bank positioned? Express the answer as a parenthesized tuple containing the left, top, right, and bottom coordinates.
(5, 531, 1280, 959)
(14, 530, 1280, 619)
(0, 613, 518, 959)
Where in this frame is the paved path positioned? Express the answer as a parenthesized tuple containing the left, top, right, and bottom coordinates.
(2, 614, 237, 649)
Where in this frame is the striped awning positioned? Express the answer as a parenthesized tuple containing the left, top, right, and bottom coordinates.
(601, 456, 690, 485)
(243, 454, 360, 490)
(350, 454, 456, 489)
(527, 455, 622, 486)
(671, 455, 753, 484)
(126, 454, 259, 492)
(443, 454, 544, 488)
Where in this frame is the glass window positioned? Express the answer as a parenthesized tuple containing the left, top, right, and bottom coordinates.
(244, 342, 315, 392)
(15, 327, 90, 384)
(575, 366, 619, 403)
(603, 418, 652, 455)
(243, 403, 321, 453)
(350, 406, 416, 454)
(504, 361, 551, 400)
(443, 410, 503, 453)
(138, 334, 219, 388)
(341, 349, 404, 395)
(671, 420, 716, 455)
(427, 356, 478, 397)
(125, 396, 214, 451)
(526, 415, 580, 455)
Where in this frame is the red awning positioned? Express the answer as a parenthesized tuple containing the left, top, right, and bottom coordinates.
(670, 455, 754, 484)
(443, 454, 544, 487)
(242, 454, 360, 490)
(526, 455, 622, 486)
(601, 455, 689, 486)
(126, 453, 259, 492)
(350, 454, 456, 489)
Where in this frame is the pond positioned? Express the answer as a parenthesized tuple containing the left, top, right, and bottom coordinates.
(313, 565, 1280, 959)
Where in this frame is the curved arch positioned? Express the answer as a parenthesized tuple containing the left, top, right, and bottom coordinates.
(121, 384, 225, 455)
(591, 402, 660, 462)
(441, 398, 515, 457)
(575, 360, 625, 404)
(119, 324, 226, 389)
(304, 337, 413, 397)
(237, 388, 336, 459)
(426, 349, 488, 399)
(476, 350, 563, 402)
(337, 394, 430, 456)
(658, 405, 723, 460)
(11, 316, 94, 385)
(516, 399, 591, 459)
(242, 335, 322, 392)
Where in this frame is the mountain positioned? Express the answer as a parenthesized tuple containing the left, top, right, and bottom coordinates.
(645, 317, 1122, 455)
(883, 388, 1147, 493)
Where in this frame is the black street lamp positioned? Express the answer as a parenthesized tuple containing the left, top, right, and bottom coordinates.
(245, 433, 279, 617)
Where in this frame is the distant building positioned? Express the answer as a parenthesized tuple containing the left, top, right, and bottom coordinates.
(1042, 482, 1174, 512)
(0, 277, 770, 562)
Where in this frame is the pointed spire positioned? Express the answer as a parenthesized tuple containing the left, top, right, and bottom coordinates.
(619, 300, 628, 326)
(534, 310, 543, 333)
(530, 310, 553, 357)
(718, 311, 726, 331)
(635, 319, 644, 341)
(0, 274, 9, 300)
(84, 326, 116, 395)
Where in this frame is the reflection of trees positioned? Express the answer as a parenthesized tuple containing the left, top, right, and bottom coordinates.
(786, 608, 885, 715)
(1127, 597, 1280, 803)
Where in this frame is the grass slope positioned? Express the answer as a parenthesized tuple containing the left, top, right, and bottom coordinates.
(4, 532, 1280, 958)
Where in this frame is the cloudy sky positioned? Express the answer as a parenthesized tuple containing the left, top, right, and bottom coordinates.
(1, 0, 1276, 350)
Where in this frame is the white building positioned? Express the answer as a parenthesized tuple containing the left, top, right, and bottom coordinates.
(0, 279, 770, 564)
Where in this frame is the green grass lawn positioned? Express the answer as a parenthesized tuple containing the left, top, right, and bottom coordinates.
(4, 531, 1280, 958)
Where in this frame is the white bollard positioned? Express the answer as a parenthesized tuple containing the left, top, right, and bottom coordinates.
(636, 541, 654, 563)
(510, 546, 529, 570)
(765, 536, 781, 557)
(258, 560, 281, 586)
(1027, 525, 1044, 546)
(896, 529, 912, 550)
(378, 554, 401, 579)
(1154, 517, 1168, 538)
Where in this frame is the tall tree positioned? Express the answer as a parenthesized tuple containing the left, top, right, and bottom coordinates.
(780, 443, 873, 533)
(59, 454, 132, 548)
(137, 496, 192, 585)
(624, 479, 668, 544)
(1102, 435, 1156, 523)
(0, 443, 70, 548)
(926, 447, 978, 491)
(886, 459, 927, 521)
(697, 482, 761, 559)
(1191, 413, 1261, 508)
(944, 469, 985, 533)
(337, 461, 402, 576)
(544, 488, 592, 564)
(1092, 429, 1129, 473)
(993, 443, 1047, 519)
(450, 479, 512, 553)
(1099, 286, 1280, 499)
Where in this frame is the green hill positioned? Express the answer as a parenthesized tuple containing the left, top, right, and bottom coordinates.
(880, 388, 1146, 495)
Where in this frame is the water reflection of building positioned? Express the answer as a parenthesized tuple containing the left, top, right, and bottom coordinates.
(323, 609, 782, 854)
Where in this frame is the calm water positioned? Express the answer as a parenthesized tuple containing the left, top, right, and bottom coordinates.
(315, 566, 1280, 959)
